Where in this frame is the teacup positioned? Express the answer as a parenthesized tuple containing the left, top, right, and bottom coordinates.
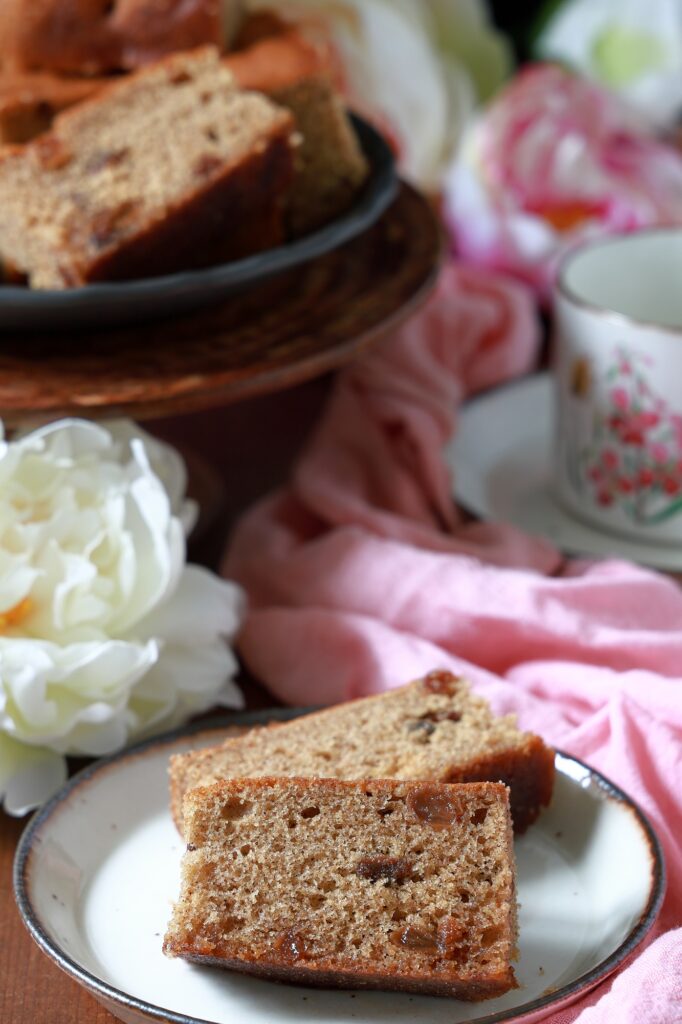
(553, 229, 682, 546)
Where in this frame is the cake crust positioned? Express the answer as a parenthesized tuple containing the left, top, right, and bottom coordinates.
(0, 0, 225, 76)
(0, 70, 105, 144)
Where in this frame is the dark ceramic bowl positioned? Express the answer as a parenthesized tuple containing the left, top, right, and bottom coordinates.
(0, 115, 397, 332)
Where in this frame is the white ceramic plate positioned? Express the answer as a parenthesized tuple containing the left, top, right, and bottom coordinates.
(14, 710, 664, 1024)
(446, 373, 682, 570)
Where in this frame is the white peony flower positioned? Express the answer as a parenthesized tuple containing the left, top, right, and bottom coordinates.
(0, 418, 244, 815)
(245, 0, 512, 189)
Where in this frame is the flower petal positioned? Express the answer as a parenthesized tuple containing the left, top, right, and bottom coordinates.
(0, 732, 66, 816)
(136, 565, 245, 644)
(0, 638, 159, 752)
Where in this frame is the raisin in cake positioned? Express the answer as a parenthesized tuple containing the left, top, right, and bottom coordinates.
(169, 672, 555, 833)
(0, 47, 296, 288)
(163, 776, 518, 1000)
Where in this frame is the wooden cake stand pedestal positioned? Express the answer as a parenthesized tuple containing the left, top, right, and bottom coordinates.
(0, 184, 441, 424)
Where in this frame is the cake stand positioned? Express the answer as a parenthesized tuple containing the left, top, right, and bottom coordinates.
(0, 184, 442, 426)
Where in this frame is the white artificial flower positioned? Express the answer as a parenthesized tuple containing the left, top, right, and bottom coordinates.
(0, 418, 244, 815)
(245, 0, 512, 189)
(535, 0, 682, 128)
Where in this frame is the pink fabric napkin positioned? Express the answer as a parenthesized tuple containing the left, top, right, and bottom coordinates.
(223, 260, 682, 1022)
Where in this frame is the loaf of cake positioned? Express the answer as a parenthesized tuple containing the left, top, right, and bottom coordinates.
(0, 47, 297, 289)
(163, 776, 519, 1000)
(169, 671, 555, 833)
(0, 71, 105, 144)
(0, 0, 228, 76)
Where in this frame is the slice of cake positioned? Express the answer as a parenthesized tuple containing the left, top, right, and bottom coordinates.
(269, 76, 370, 237)
(169, 671, 555, 833)
(0, 47, 297, 289)
(163, 776, 518, 1000)
(225, 23, 369, 236)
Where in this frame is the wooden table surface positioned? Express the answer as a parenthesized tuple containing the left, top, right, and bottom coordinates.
(2, 814, 112, 1023)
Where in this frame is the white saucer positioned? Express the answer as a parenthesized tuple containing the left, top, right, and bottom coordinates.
(14, 712, 664, 1024)
(446, 373, 682, 570)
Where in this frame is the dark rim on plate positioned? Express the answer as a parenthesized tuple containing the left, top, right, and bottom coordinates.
(13, 711, 666, 1024)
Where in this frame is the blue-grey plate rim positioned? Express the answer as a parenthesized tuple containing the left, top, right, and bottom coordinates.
(13, 707, 666, 1024)
(0, 114, 397, 330)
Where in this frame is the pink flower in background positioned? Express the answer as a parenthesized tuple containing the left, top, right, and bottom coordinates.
(670, 414, 682, 449)
(445, 64, 682, 298)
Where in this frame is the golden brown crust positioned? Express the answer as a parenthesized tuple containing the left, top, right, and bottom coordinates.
(444, 735, 557, 834)
(225, 25, 331, 95)
(0, 71, 106, 143)
(165, 949, 517, 1000)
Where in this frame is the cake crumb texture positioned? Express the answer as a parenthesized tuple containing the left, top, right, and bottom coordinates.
(163, 776, 519, 1000)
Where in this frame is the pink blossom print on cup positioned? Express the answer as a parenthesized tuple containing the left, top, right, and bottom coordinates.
(569, 347, 682, 525)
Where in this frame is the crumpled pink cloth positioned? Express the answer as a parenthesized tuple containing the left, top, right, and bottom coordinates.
(223, 261, 682, 1022)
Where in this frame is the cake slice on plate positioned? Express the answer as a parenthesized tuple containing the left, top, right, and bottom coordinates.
(163, 776, 519, 1000)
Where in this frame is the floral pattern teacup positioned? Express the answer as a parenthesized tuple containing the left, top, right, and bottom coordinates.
(554, 229, 682, 546)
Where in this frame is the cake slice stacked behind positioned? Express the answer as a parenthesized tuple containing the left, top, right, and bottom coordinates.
(169, 671, 555, 833)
